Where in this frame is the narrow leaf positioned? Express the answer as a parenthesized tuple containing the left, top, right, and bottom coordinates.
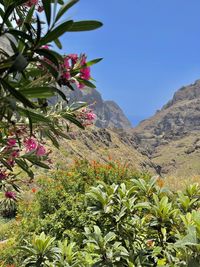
(40, 20, 73, 45)
(55, 0, 79, 22)
(42, 0, 51, 26)
(67, 20, 103, 32)
(85, 58, 103, 67)
(61, 113, 84, 129)
(0, 79, 36, 109)
(54, 38, 62, 49)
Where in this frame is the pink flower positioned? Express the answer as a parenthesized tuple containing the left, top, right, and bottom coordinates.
(11, 150, 19, 158)
(7, 139, 16, 147)
(41, 45, 49, 50)
(80, 54, 87, 65)
(7, 159, 15, 167)
(24, 0, 38, 7)
(80, 67, 91, 80)
(0, 172, 7, 180)
(63, 71, 71, 80)
(86, 111, 96, 121)
(5, 191, 16, 200)
(63, 57, 70, 68)
(24, 138, 37, 152)
(37, 5, 44, 12)
(36, 145, 46, 156)
(68, 54, 78, 65)
(77, 82, 85, 89)
(77, 108, 96, 126)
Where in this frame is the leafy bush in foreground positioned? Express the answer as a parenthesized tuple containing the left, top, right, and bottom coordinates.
(1, 161, 200, 266)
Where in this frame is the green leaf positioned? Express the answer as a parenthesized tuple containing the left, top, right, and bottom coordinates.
(45, 131, 59, 148)
(55, 0, 79, 22)
(40, 20, 73, 45)
(0, 1, 28, 31)
(53, 38, 62, 49)
(68, 20, 103, 31)
(26, 158, 50, 169)
(17, 107, 52, 124)
(19, 86, 57, 98)
(61, 113, 84, 129)
(42, 0, 51, 26)
(57, 0, 64, 4)
(36, 15, 42, 45)
(77, 78, 96, 88)
(24, 5, 35, 25)
(0, 7, 12, 28)
(69, 101, 87, 111)
(35, 48, 62, 68)
(0, 79, 36, 109)
(0, 159, 13, 171)
(85, 58, 103, 67)
(20, 86, 68, 102)
(8, 29, 34, 43)
(38, 59, 59, 80)
(15, 158, 34, 179)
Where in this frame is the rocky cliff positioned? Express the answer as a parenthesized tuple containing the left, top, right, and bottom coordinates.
(65, 87, 132, 129)
(132, 80, 200, 177)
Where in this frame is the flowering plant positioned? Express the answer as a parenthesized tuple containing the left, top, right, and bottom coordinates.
(0, 0, 102, 216)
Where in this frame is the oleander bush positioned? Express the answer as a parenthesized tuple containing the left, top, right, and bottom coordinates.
(0, 0, 102, 218)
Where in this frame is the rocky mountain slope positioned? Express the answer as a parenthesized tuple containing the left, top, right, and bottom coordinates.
(52, 80, 200, 179)
(65, 87, 132, 129)
(132, 80, 200, 177)
(51, 127, 154, 173)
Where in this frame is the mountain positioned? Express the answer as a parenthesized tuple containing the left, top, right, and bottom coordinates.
(51, 80, 200, 179)
(132, 79, 200, 177)
(51, 127, 154, 173)
(65, 87, 132, 129)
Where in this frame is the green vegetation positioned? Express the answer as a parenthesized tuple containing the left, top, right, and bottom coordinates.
(0, 160, 200, 266)
(1, 1, 200, 267)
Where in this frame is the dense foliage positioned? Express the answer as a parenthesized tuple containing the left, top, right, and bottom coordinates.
(0, 0, 102, 214)
(0, 160, 200, 266)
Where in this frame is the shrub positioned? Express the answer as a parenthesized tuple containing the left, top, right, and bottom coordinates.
(3, 161, 199, 266)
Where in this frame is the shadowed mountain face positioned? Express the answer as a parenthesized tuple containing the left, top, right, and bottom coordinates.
(66, 87, 132, 129)
(132, 80, 200, 177)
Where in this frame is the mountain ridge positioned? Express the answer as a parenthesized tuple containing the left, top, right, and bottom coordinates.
(52, 80, 200, 179)
(131, 79, 200, 177)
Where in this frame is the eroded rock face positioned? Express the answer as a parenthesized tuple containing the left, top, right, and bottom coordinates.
(65, 87, 132, 129)
(131, 80, 200, 177)
(134, 81, 200, 145)
(163, 80, 200, 109)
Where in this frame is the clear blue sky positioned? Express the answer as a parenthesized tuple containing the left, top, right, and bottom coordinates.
(61, 0, 200, 126)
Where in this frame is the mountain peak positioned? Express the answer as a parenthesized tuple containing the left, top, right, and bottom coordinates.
(163, 79, 200, 110)
(66, 87, 132, 129)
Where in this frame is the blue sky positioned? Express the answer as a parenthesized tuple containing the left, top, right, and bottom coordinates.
(60, 0, 200, 126)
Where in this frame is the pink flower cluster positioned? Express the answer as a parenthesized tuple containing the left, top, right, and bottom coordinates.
(0, 131, 49, 204)
(1, 131, 48, 176)
(5, 191, 16, 200)
(24, 137, 46, 156)
(0, 171, 7, 181)
(61, 54, 91, 89)
(24, 0, 43, 12)
(77, 108, 96, 126)
(4, 138, 20, 167)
